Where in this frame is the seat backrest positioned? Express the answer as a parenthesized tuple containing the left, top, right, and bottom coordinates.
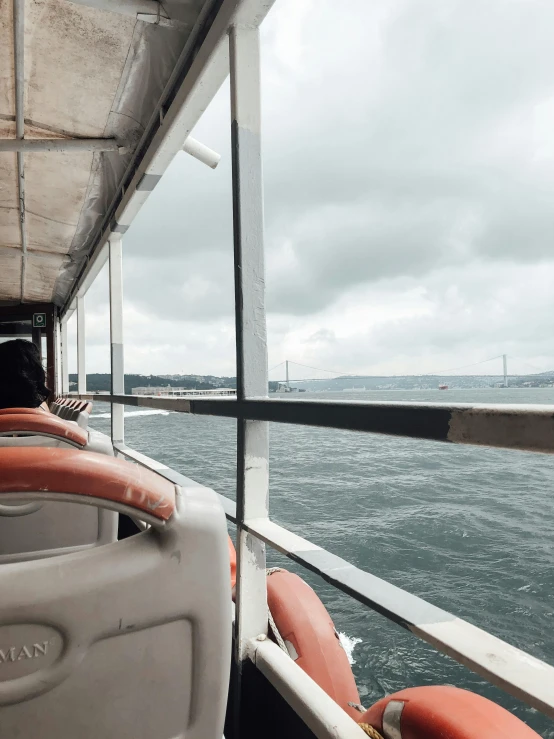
(0, 414, 116, 562)
(49, 399, 63, 416)
(58, 400, 75, 420)
(76, 401, 93, 428)
(0, 414, 88, 447)
(0, 412, 111, 455)
(0, 408, 45, 416)
(0, 447, 231, 739)
(50, 398, 71, 418)
(50, 398, 93, 426)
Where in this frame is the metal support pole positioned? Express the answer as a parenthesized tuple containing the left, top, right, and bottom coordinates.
(503, 354, 508, 388)
(230, 20, 269, 703)
(54, 316, 62, 396)
(109, 237, 125, 444)
(285, 359, 289, 388)
(60, 319, 69, 395)
(31, 326, 42, 358)
(46, 309, 56, 400)
(77, 295, 86, 394)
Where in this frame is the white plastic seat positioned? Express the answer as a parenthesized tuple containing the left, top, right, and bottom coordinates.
(0, 412, 116, 562)
(0, 412, 114, 454)
(76, 402, 92, 428)
(0, 429, 113, 455)
(0, 447, 231, 739)
(49, 399, 63, 416)
(50, 398, 92, 427)
(0, 499, 117, 563)
(49, 397, 71, 418)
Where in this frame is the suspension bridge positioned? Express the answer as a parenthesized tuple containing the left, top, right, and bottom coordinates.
(268, 355, 552, 387)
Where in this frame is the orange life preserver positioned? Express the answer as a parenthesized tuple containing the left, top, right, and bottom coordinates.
(228, 536, 236, 589)
(266, 569, 362, 720)
(358, 686, 541, 739)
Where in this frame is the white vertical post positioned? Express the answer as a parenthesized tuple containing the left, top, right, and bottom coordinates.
(109, 236, 124, 444)
(54, 315, 62, 396)
(60, 319, 69, 395)
(503, 354, 508, 388)
(286, 359, 289, 388)
(230, 20, 269, 682)
(77, 295, 86, 394)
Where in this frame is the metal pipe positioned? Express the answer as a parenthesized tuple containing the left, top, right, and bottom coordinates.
(13, 0, 26, 301)
(182, 136, 221, 169)
(54, 318, 62, 395)
(109, 236, 125, 445)
(60, 319, 69, 395)
(77, 242, 109, 299)
(77, 295, 86, 394)
(249, 638, 368, 738)
(45, 309, 56, 398)
(69, 393, 554, 455)
(0, 138, 126, 153)
(229, 25, 269, 734)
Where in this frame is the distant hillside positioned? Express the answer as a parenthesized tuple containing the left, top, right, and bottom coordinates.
(68, 373, 238, 395)
(69, 370, 554, 395)
(289, 371, 554, 391)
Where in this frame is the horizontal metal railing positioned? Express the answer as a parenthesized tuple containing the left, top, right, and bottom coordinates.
(114, 440, 554, 718)
(72, 392, 554, 453)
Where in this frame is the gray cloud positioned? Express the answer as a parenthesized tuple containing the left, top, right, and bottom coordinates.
(77, 0, 554, 373)
(122, 252, 234, 322)
(259, 0, 554, 314)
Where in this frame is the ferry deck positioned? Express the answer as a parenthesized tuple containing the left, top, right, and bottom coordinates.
(0, 0, 553, 737)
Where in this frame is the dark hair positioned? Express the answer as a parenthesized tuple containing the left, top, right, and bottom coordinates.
(0, 339, 51, 409)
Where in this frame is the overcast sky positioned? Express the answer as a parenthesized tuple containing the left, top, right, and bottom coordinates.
(68, 0, 554, 380)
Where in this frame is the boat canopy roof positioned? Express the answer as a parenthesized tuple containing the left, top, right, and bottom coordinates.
(0, 0, 213, 308)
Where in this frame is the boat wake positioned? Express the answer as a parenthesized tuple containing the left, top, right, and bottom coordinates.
(338, 632, 362, 665)
(91, 409, 172, 419)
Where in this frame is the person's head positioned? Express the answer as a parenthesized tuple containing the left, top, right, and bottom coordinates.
(0, 339, 51, 409)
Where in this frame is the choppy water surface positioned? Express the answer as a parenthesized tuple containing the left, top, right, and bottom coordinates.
(91, 388, 554, 736)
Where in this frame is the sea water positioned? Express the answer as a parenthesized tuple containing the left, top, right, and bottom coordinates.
(91, 388, 554, 736)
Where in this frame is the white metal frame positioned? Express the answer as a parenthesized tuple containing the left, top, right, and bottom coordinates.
(77, 295, 86, 394)
(54, 314, 62, 396)
(229, 20, 271, 714)
(109, 236, 125, 445)
(60, 318, 69, 395)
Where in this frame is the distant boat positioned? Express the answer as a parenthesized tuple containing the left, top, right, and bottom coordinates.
(439, 384, 448, 390)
